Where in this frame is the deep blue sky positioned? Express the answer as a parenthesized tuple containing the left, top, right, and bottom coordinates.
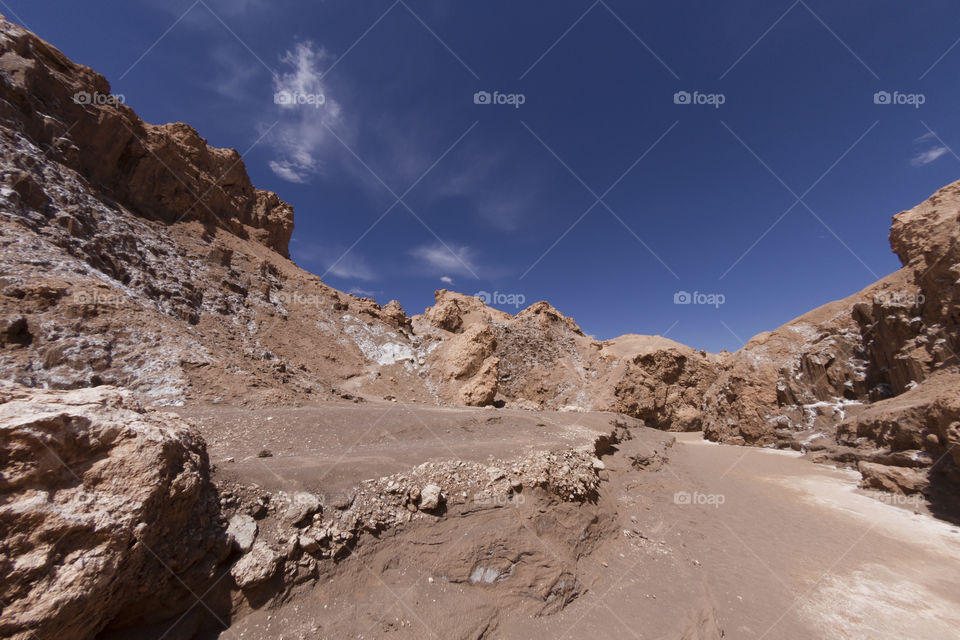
(9, 1, 960, 351)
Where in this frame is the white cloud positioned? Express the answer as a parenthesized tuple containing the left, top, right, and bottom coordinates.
(268, 42, 344, 183)
(440, 276, 454, 285)
(411, 244, 478, 276)
(268, 160, 308, 183)
(911, 146, 949, 167)
(915, 131, 938, 143)
(324, 252, 378, 280)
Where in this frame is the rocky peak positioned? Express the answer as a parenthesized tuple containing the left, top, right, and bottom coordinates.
(0, 15, 294, 257)
(516, 301, 585, 336)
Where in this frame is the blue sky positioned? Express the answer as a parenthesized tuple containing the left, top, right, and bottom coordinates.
(9, 0, 960, 352)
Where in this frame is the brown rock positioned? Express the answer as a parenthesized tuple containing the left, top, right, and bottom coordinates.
(858, 461, 929, 494)
(230, 542, 281, 588)
(0, 18, 294, 257)
(0, 383, 226, 640)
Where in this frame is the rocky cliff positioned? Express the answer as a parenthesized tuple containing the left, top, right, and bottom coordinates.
(700, 179, 960, 499)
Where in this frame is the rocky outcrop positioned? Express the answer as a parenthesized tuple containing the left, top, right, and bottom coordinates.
(607, 336, 722, 431)
(701, 296, 872, 445)
(0, 17, 294, 257)
(837, 370, 960, 472)
(698, 179, 960, 500)
(0, 383, 228, 640)
(0, 12, 444, 408)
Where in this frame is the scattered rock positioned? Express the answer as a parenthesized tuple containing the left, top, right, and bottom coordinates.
(226, 514, 258, 552)
(286, 491, 321, 526)
(230, 542, 281, 588)
(419, 484, 443, 511)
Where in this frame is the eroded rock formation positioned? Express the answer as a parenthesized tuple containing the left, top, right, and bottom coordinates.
(0, 383, 227, 640)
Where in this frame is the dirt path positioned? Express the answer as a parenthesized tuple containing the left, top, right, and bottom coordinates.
(525, 434, 960, 639)
(210, 417, 960, 640)
(178, 402, 629, 498)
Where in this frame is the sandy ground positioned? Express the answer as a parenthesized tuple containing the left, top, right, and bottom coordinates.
(177, 406, 960, 640)
(176, 402, 630, 499)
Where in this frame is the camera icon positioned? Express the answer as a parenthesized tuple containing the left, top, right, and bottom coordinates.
(673, 491, 691, 505)
(73, 91, 91, 105)
(673, 290, 692, 305)
(474, 290, 491, 304)
(474, 91, 491, 105)
(873, 91, 891, 105)
(673, 91, 691, 105)
(274, 91, 293, 105)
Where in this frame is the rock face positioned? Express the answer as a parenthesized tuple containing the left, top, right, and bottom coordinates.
(0, 11, 440, 409)
(0, 383, 227, 640)
(701, 294, 873, 445)
(0, 19, 294, 257)
(697, 179, 960, 499)
(606, 335, 723, 431)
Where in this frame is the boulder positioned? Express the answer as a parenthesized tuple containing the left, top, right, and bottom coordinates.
(0, 383, 227, 640)
(285, 491, 321, 526)
(419, 484, 443, 511)
(858, 461, 928, 495)
(230, 542, 281, 588)
(226, 514, 258, 553)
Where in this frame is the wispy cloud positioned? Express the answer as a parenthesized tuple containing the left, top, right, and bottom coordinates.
(440, 276, 454, 285)
(411, 244, 478, 276)
(324, 252, 377, 280)
(911, 145, 948, 167)
(290, 241, 377, 281)
(209, 44, 262, 101)
(436, 148, 538, 232)
(911, 129, 951, 167)
(267, 42, 345, 183)
(349, 287, 381, 298)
